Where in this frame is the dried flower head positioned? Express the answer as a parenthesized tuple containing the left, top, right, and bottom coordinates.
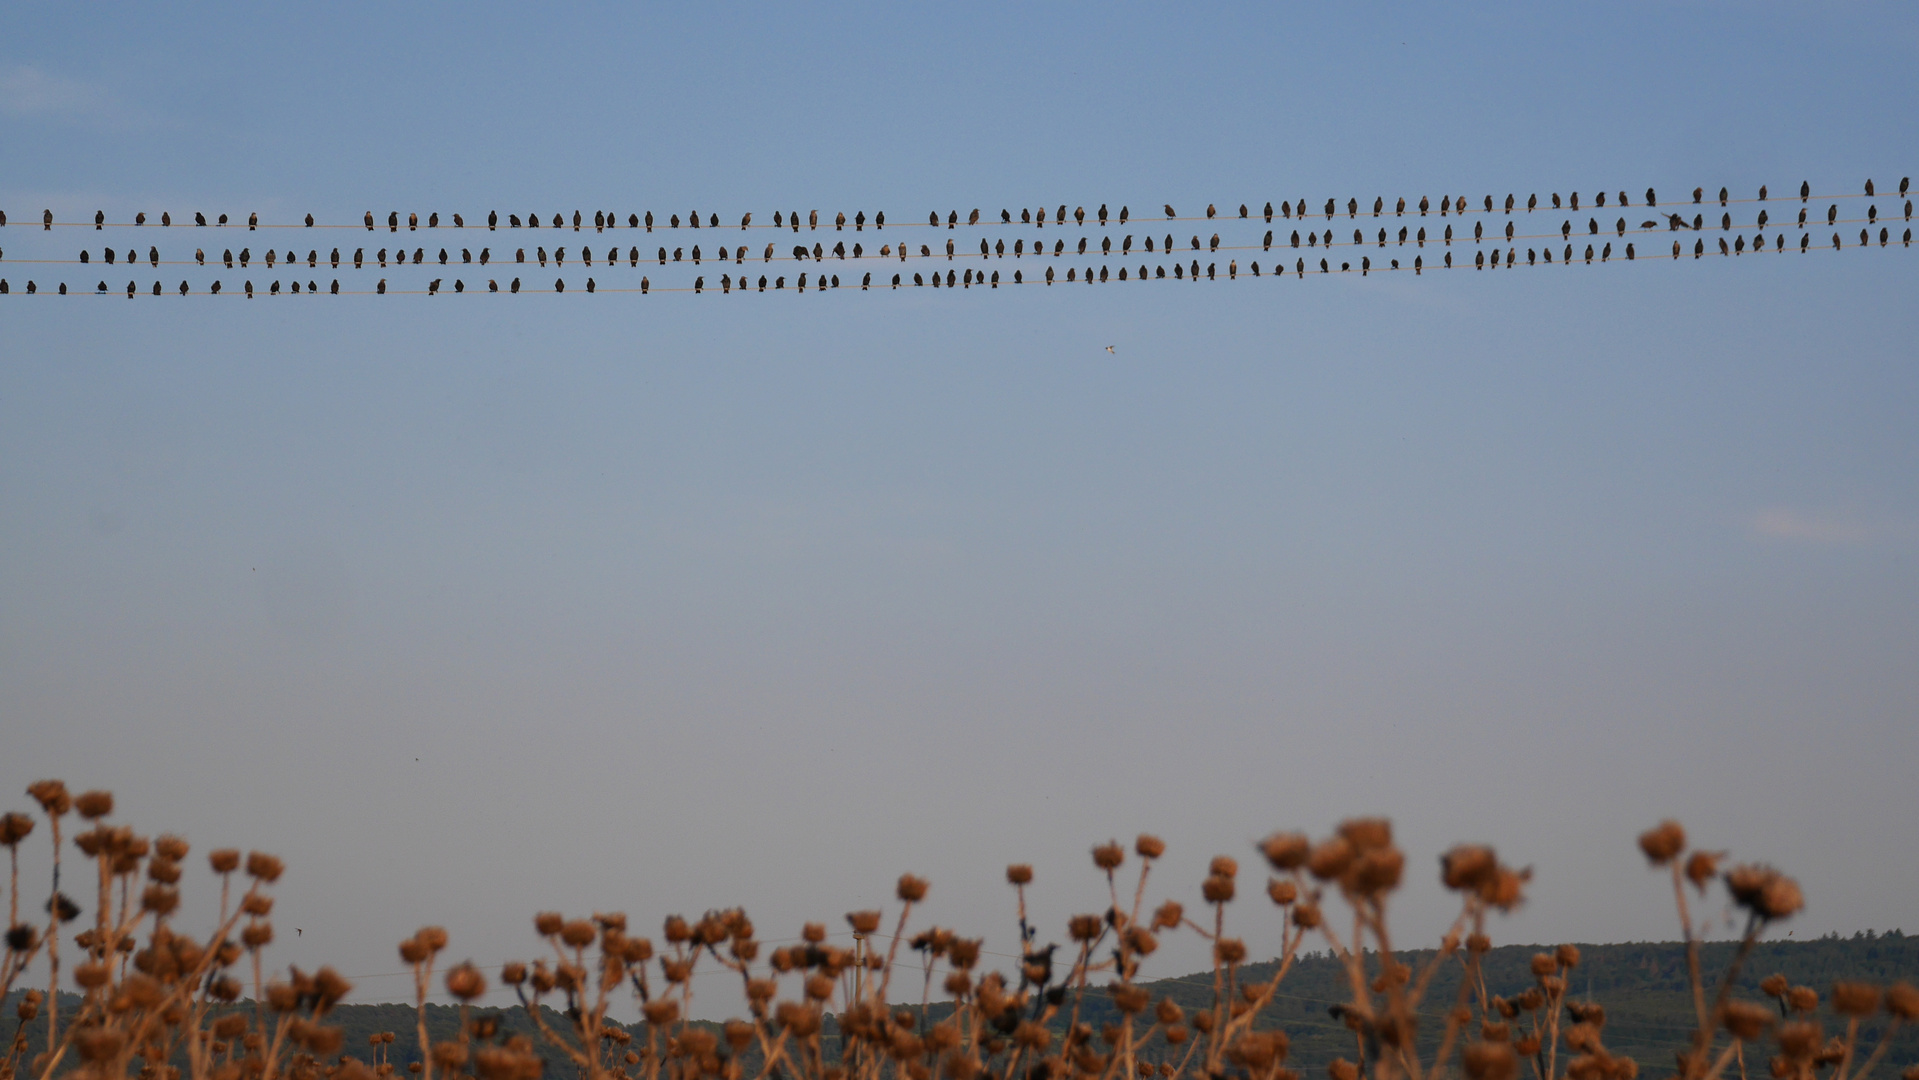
(1684, 851, 1721, 892)
(1151, 901, 1184, 931)
(1777, 1021, 1821, 1060)
(1209, 855, 1239, 879)
(1760, 974, 1789, 998)
(1887, 982, 1919, 1021)
(1531, 953, 1558, 978)
(1308, 837, 1355, 881)
(75, 790, 114, 820)
(1831, 983, 1881, 1017)
(1202, 875, 1236, 903)
(1638, 821, 1686, 865)
(1463, 1042, 1519, 1080)
(209, 849, 241, 873)
(0, 812, 34, 846)
(1338, 818, 1393, 852)
(244, 852, 283, 882)
(1557, 944, 1582, 969)
(1268, 878, 1298, 906)
(1328, 1059, 1360, 1080)
(28, 780, 72, 816)
(1347, 847, 1405, 896)
(142, 884, 180, 916)
(898, 874, 930, 902)
(1787, 986, 1819, 1013)
(1068, 914, 1103, 942)
(847, 910, 882, 935)
(1724, 865, 1804, 920)
(1136, 834, 1166, 859)
(1721, 1001, 1774, 1041)
(1109, 983, 1150, 1015)
(445, 962, 486, 1001)
(1291, 903, 1322, 929)
(1214, 938, 1248, 965)
(559, 920, 596, 948)
(1442, 845, 1499, 891)
(1259, 832, 1310, 871)
(1006, 864, 1033, 885)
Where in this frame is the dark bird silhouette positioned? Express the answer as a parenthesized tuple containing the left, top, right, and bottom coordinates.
(1164, 204, 1176, 219)
(1864, 179, 1875, 197)
(1758, 186, 1768, 201)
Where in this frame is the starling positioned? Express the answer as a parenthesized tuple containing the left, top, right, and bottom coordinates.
(1758, 186, 1767, 201)
(1865, 179, 1876, 197)
(968, 209, 979, 226)
(389, 211, 399, 231)
(95, 210, 105, 229)
(1164, 204, 1176, 218)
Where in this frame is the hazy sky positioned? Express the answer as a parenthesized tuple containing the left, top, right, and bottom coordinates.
(3, 2, 1917, 1016)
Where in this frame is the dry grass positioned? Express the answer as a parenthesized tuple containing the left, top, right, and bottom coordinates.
(4, 784, 1914, 1080)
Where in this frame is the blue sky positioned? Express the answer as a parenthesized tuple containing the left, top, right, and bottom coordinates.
(2, 2, 1916, 1011)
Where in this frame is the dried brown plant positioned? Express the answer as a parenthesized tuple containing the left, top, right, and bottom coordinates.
(4, 784, 1912, 1080)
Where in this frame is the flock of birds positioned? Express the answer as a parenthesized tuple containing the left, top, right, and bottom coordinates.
(0, 180, 1908, 299)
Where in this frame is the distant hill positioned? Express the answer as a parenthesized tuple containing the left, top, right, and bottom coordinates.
(1071, 931, 1919, 1073)
(7, 932, 1914, 1077)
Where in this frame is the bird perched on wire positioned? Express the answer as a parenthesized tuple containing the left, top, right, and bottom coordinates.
(1164, 205, 1176, 218)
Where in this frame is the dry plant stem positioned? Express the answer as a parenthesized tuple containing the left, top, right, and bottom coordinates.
(1426, 962, 1476, 1080)
(1709, 916, 1764, 1023)
(1845, 1018, 1904, 1080)
(1218, 923, 1302, 1044)
(1364, 902, 1425, 1080)
(45, 813, 62, 1053)
(875, 900, 916, 1004)
(1670, 862, 1708, 1044)
(414, 954, 436, 1080)
(1697, 1039, 1745, 1080)
(1830, 1017, 1863, 1080)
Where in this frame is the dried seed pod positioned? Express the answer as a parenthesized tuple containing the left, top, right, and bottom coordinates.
(1006, 864, 1033, 885)
(1135, 834, 1166, 859)
(1637, 822, 1686, 865)
(1337, 818, 1392, 852)
(1463, 1043, 1518, 1080)
(244, 852, 284, 882)
(209, 849, 241, 874)
(75, 790, 114, 820)
(1831, 983, 1881, 1016)
(445, 963, 486, 1001)
(1092, 843, 1125, 871)
(897, 874, 930, 902)
(1721, 1001, 1774, 1041)
(1442, 845, 1498, 890)
(29, 780, 73, 816)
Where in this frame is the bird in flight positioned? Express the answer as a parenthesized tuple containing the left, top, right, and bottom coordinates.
(296, 928, 302, 937)
(1105, 345, 1116, 354)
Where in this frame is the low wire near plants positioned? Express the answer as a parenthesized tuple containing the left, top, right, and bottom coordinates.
(3, 782, 1915, 1080)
